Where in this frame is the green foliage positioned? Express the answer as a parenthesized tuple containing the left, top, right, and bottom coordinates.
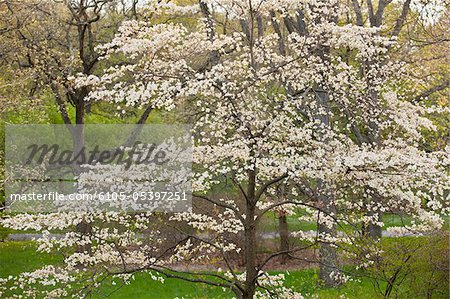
(368, 233, 449, 298)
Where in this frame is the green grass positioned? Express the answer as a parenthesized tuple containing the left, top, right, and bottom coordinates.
(95, 269, 381, 299)
(0, 241, 63, 277)
(0, 241, 382, 298)
(96, 272, 233, 299)
(258, 212, 318, 232)
(2, 238, 448, 298)
(283, 269, 382, 299)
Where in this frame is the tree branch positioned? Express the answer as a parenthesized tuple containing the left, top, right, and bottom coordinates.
(255, 173, 288, 201)
(390, 0, 411, 38)
(413, 79, 449, 103)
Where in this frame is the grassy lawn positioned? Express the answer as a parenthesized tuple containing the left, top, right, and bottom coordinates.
(95, 269, 381, 299)
(0, 241, 382, 298)
(0, 241, 63, 277)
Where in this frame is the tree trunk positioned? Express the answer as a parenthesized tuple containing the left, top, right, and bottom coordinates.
(75, 220, 92, 254)
(314, 81, 340, 286)
(243, 169, 257, 299)
(73, 100, 91, 255)
(366, 210, 382, 239)
(278, 212, 290, 264)
(243, 207, 257, 298)
(318, 205, 339, 286)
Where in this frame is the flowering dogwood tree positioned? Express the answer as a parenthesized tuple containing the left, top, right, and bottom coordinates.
(1, 0, 448, 298)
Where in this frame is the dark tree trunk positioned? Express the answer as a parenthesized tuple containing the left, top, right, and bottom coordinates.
(75, 220, 92, 254)
(318, 203, 339, 286)
(72, 100, 85, 172)
(243, 205, 257, 299)
(366, 210, 382, 239)
(243, 169, 257, 299)
(314, 84, 340, 286)
(278, 212, 290, 264)
(73, 98, 91, 255)
(367, 223, 382, 239)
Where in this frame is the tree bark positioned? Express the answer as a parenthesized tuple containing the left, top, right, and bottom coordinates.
(314, 77, 340, 286)
(243, 169, 257, 299)
(278, 212, 290, 264)
(243, 204, 257, 298)
(318, 202, 340, 286)
(366, 210, 382, 239)
(73, 95, 90, 255)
